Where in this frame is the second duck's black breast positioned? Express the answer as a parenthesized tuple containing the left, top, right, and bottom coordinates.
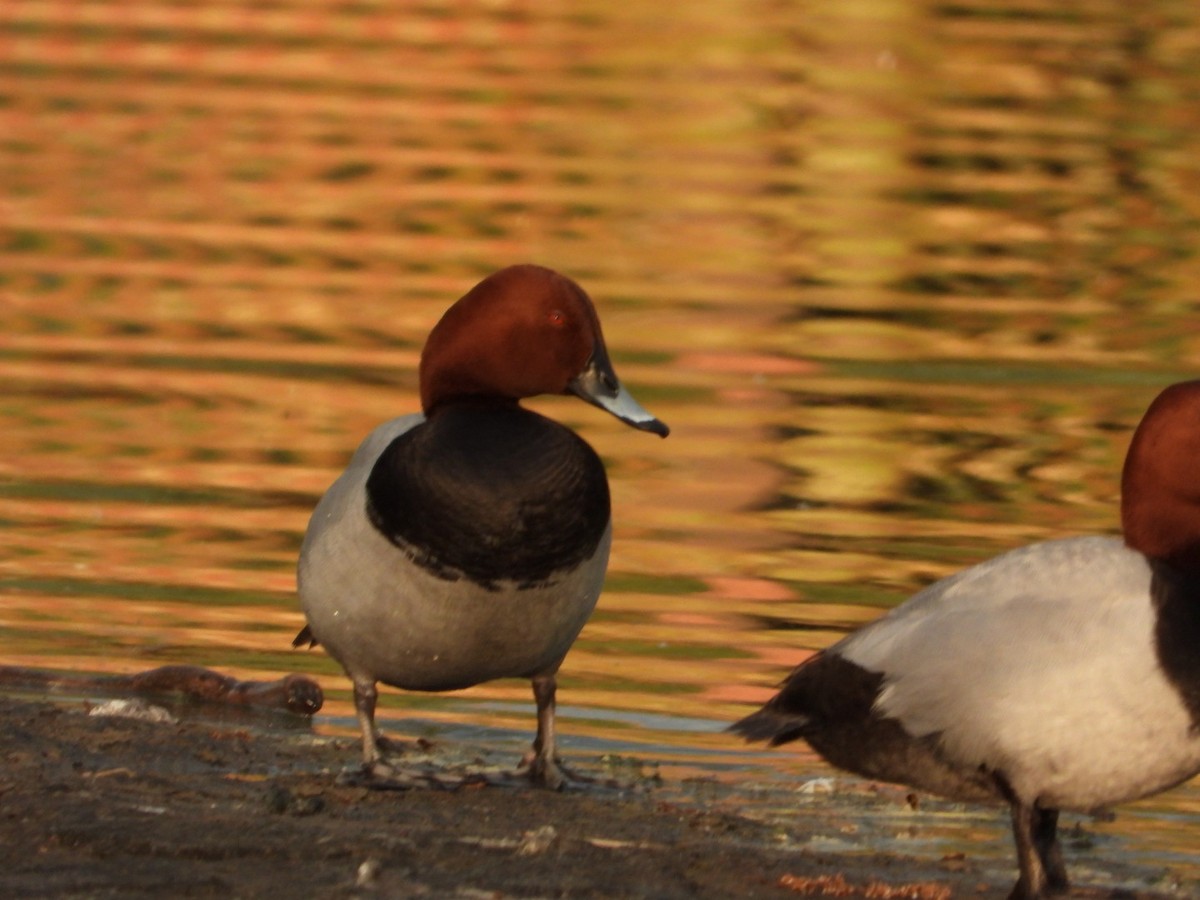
(365, 404, 611, 589)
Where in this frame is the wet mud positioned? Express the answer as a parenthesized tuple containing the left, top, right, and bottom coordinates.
(0, 693, 1177, 899)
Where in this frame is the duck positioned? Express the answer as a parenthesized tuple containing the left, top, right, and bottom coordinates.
(732, 380, 1200, 899)
(294, 264, 668, 789)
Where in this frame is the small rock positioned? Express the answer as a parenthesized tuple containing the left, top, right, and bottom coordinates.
(516, 824, 558, 856)
(265, 784, 325, 816)
(796, 777, 835, 795)
(355, 857, 383, 888)
(87, 699, 177, 724)
(293, 795, 324, 816)
(265, 785, 292, 815)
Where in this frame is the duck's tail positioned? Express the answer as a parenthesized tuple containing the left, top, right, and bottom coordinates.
(728, 650, 883, 747)
(728, 704, 812, 747)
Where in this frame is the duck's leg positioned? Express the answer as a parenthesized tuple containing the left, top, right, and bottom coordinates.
(1008, 800, 1069, 899)
(352, 676, 387, 770)
(1032, 806, 1069, 893)
(348, 675, 473, 789)
(519, 673, 577, 790)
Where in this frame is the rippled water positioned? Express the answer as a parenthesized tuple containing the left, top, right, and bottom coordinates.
(3, 0, 1200, 893)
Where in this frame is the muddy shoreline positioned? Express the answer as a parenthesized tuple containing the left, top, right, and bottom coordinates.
(0, 692, 1183, 899)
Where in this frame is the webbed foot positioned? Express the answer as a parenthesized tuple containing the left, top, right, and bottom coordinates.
(517, 747, 592, 791)
(342, 754, 486, 791)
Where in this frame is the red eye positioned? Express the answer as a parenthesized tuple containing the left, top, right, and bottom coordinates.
(547, 310, 566, 327)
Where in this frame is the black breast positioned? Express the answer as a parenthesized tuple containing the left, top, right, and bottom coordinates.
(1150, 563, 1200, 732)
(365, 404, 611, 589)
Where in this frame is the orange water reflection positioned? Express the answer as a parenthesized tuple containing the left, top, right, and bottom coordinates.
(3, 0, 1200, 892)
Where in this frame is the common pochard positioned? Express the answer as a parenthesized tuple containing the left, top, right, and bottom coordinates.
(295, 265, 668, 789)
(733, 381, 1200, 899)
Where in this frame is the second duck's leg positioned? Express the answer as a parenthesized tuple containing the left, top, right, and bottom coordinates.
(1007, 800, 1069, 899)
(1032, 806, 1068, 893)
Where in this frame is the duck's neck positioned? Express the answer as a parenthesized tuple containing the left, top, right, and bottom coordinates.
(423, 394, 522, 420)
(1122, 474, 1200, 575)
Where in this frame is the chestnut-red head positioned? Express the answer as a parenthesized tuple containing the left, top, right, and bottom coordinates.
(1121, 380, 1200, 572)
(418, 265, 668, 436)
